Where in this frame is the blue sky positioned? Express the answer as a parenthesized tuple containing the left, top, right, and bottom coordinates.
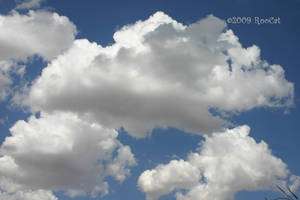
(0, 0, 300, 200)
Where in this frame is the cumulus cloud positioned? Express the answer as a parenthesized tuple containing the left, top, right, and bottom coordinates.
(0, 177, 58, 200)
(22, 11, 294, 138)
(0, 9, 76, 101)
(15, 0, 46, 10)
(0, 10, 76, 61)
(138, 126, 293, 200)
(0, 10, 296, 200)
(138, 159, 201, 200)
(0, 112, 136, 198)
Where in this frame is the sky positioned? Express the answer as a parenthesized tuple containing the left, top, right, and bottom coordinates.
(0, 0, 300, 200)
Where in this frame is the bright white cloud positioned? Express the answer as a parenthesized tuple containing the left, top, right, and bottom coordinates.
(0, 112, 136, 198)
(0, 9, 76, 101)
(138, 159, 201, 200)
(22, 11, 294, 138)
(15, 0, 46, 9)
(0, 10, 296, 200)
(0, 10, 76, 61)
(138, 126, 292, 200)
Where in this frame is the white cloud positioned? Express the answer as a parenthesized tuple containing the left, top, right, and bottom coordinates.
(138, 126, 291, 200)
(106, 145, 137, 182)
(0, 61, 13, 100)
(0, 177, 58, 200)
(0, 10, 296, 200)
(0, 60, 25, 101)
(138, 159, 201, 200)
(22, 11, 294, 138)
(0, 111, 136, 198)
(0, 190, 58, 200)
(0, 10, 76, 61)
(0, 9, 76, 101)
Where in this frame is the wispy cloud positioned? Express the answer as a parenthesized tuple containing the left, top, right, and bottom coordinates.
(15, 0, 46, 10)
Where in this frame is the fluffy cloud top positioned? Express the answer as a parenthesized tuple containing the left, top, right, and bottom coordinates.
(0, 10, 296, 200)
(138, 126, 291, 200)
(0, 10, 76, 61)
(138, 159, 201, 200)
(0, 112, 136, 198)
(0, 9, 76, 103)
(23, 11, 294, 138)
